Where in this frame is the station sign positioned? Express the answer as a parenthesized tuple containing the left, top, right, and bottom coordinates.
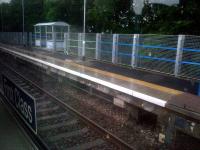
(2, 75, 37, 134)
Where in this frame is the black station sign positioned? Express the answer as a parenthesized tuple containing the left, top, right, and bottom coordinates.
(2, 75, 37, 134)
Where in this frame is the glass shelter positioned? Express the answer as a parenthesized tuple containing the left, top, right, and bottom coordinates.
(34, 22, 70, 51)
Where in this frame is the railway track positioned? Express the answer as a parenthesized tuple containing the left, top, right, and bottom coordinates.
(0, 63, 134, 150)
(0, 50, 161, 150)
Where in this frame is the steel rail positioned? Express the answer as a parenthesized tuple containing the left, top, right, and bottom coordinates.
(1, 61, 135, 150)
(0, 92, 50, 150)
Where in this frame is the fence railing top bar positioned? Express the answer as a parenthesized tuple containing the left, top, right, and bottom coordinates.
(118, 34, 135, 35)
(84, 33, 97, 35)
(184, 35, 200, 38)
(141, 34, 179, 37)
(2, 32, 200, 37)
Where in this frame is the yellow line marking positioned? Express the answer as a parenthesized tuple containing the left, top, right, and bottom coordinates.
(66, 61, 182, 95)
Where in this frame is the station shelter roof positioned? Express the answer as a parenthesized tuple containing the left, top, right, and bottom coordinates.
(34, 22, 69, 27)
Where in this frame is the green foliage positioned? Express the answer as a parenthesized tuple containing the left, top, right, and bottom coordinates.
(0, 0, 200, 35)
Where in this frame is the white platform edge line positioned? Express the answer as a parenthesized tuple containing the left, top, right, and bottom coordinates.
(0, 47, 167, 107)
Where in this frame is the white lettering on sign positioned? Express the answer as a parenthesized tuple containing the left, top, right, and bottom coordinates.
(14, 88, 33, 123)
(2, 75, 37, 134)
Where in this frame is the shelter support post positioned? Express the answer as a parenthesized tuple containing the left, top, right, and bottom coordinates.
(52, 26, 56, 51)
(64, 33, 69, 55)
(40, 26, 42, 48)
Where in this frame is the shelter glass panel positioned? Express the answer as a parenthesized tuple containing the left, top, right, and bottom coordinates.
(54, 26, 61, 32)
(47, 26, 52, 32)
(35, 26, 40, 32)
(47, 33, 52, 40)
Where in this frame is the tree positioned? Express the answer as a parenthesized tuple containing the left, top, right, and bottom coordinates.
(1, 0, 200, 35)
(43, 0, 84, 31)
(141, 0, 200, 34)
(87, 0, 135, 33)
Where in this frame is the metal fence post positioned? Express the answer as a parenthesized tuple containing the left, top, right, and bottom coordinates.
(25, 32, 27, 46)
(19, 32, 21, 45)
(13, 32, 15, 44)
(23, 32, 25, 46)
(131, 34, 140, 68)
(67, 33, 70, 55)
(53, 32, 56, 51)
(15, 32, 17, 45)
(40, 26, 42, 48)
(17, 32, 19, 45)
(8, 32, 10, 44)
(174, 35, 185, 77)
(82, 33, 86, 58)
(198, 83, 200, 96)
(95, 33, 101, 60)
(16, 32, 18, 44)
(21, 32, 23, 45)
(112, 34, 119, 64)
(64, 33, 67, 54)
(11, 32, 13, 44)
(7, 32, 10, 44)
(7, 32, 9, 44)
(78, 33, 82, 57)
(29, 32, 32, 47)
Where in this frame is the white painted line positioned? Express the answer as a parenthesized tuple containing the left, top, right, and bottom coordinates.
(0, 47, 167, 107)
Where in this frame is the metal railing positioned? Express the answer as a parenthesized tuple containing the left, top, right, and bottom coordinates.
(1, 32, 200, 80)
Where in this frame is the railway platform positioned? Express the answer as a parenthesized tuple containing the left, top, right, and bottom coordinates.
(0, 45, 199, 118)
(0, 44, 200, 149)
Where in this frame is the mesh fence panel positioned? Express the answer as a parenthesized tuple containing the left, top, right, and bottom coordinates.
(68, 33, 79, 56)
(31, 33, 35, 47)
(137, 34, 178, 74)
(117, 34, 133, 66)
(181, 35, 200, 79)
(40, 32, 46, 47)
(100, 34, 113, 62)
(2, 32, 200, 80)
(85, 33, 96, 59)
(0, 32, 24, 45)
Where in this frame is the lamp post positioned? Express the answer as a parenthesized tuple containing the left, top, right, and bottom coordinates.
(22, 0, 25, 45)
(82, 0, 86, 59)
(1, 5, 3, 32)
(83, 0, 86, 33)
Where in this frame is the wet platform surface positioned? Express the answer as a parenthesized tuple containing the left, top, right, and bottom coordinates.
(13, 46, 198, 94)
(0, 44, 200, 121)
(0, 97, 36, 150)
(23, 47, 198, 93)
